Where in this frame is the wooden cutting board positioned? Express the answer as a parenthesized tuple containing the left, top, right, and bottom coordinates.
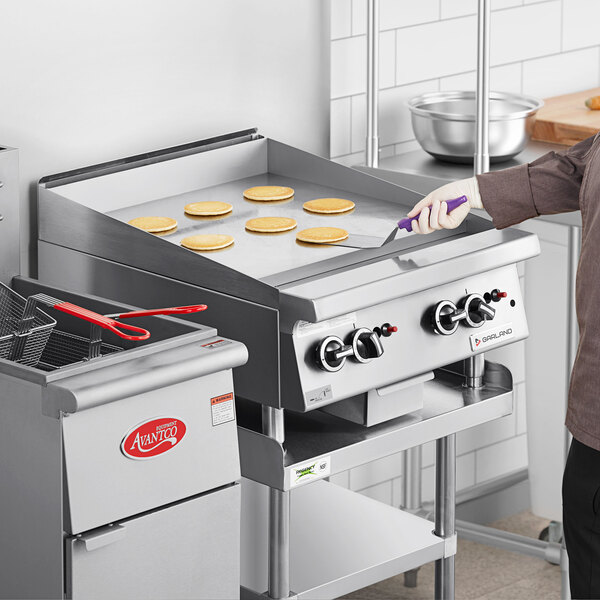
(532, 88, 600, 146)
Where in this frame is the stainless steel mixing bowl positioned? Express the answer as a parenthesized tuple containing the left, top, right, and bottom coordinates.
(407, 91, 543, 164)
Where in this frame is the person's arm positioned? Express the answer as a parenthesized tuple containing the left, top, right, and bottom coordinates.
(407, 134, 597, 234)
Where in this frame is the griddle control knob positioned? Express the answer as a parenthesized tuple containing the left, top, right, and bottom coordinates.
(351, 327, 384, 363)
(316, 335, 354, 372)
(431, 300, 465, 335)
(461, 293, 496, 328)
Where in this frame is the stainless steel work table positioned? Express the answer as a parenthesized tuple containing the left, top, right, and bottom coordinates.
(238, 363, 513, 599)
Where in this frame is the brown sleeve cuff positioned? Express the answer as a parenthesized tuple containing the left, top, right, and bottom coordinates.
(476, 164, 537, 229)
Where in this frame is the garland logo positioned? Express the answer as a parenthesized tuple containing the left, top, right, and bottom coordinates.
(290, 456, 331, 487)
(121, 417, 186, 460)
(470, 323, 514, 351)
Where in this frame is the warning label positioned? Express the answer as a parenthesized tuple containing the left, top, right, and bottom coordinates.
(210, 393, 235, 426)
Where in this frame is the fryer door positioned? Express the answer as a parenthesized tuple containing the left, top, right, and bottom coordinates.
(66, 484, 240, 600)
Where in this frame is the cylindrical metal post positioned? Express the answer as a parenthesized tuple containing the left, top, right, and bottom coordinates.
(402, 446, 422, 511)
(465, 354, 485, 388)
(402, 445, 423, 588)
(474, 0, 491, 175)
(268, 488, 291, 599)
(366, 0, 379, 168)
(262, 405, 285, 445)
(262, 406, 290, 599)
(435, 434, 456, 600)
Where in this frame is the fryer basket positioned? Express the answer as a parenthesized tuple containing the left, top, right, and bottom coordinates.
(36, 330, 123, 371)
(0, 283, 56, 366)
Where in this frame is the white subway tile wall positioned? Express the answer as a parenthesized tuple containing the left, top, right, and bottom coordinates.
(330, 0, 600, 163)
(327, 1, 596, 507)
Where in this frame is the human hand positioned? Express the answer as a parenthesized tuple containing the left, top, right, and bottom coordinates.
(406, 177, 483, 234)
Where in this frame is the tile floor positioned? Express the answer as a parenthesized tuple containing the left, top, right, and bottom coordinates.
(343, 511, 562, 599)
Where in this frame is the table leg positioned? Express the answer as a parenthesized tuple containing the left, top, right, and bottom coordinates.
(434, 434, 456, 600)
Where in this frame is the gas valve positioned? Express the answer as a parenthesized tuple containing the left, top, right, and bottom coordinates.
(461, 293, 496, 328)
(350, 327, 384, 363)
(316, 335, 354, 372)
(431, 300, 466, 336)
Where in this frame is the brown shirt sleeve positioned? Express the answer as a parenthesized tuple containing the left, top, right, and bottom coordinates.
(476, 134, 598, 229)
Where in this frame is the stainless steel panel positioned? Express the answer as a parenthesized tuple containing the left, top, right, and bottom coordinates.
(67, 484, 240, 600)
(237, 362, 513, 491)
(39, 187, 277, 307)
(0, 147, 19, 286)
(241, 479, 444, 599)
(284, 265, 526, 410)
(62, 371, 240, 534)
(0, 374, 63, 599)
(279, 223, 539, 324)
(38, 241, 282, 407)
(44, 336, 247, 416)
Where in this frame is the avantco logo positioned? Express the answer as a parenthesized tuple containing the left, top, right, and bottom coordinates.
(121, 417, 186, 460)
(469, 323, 514, 351)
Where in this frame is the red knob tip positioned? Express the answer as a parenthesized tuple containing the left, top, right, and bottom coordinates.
(386, 325, 398, 333)
(498, 292, 507, 298)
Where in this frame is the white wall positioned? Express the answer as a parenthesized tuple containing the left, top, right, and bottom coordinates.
(0, 0, 329, 272)
(330, 0, 600, 165)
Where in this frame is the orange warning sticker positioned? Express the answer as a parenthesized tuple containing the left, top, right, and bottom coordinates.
(210, 393, 235, 425)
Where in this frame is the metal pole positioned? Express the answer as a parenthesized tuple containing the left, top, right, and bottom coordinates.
(434, 434, 456, 600)
(402, 446, 423, 588)
(403, 446, 423, 511)
(366, 0, 379, 168)
(560, 225, 580, 600)
(268, 488, 291, 599)
(465, 354, 485, 388)
(474, 0, 491, 175)
(263, 407, 291, 599)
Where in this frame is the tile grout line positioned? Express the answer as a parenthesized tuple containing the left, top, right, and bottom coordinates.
(332, 43, 600, 102)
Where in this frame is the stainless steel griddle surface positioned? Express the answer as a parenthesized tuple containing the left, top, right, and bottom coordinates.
(109, 173, 454, 282)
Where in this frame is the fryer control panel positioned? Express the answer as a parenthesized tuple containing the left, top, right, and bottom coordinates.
(281, 264, 527, 412)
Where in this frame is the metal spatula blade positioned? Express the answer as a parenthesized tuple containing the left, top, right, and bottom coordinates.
(331, 195, 469, 249)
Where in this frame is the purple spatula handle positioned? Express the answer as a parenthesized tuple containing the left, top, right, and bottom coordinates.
(397, 195, 469, 233)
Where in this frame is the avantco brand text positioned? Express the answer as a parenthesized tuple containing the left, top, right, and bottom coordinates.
(121, 417, 187, 460)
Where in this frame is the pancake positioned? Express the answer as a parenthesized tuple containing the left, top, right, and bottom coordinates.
(245, 217, 297, 233)
(184, 201, 233, 216)
(128, 216, 178, 233)
(181, 234, 234, 251)
(303, 198, 355, 214)
(296, 227, 349, 244)
(243, 186, 294, 202)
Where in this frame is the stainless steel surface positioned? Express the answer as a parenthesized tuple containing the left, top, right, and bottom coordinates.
(67, 485, 241, 600)
(366, 0, 379, 168)
(263, 406, 286, 444)
(320, 373, 429, 427)
(0, 278, 246, 598)
(0, 374, 63, 599)
(435, 434, 456, 600)
(62, 370, 240, 534)
(456, 519, 561, 564)
(0, 147, 19, 286)
(408, 91, 543, 164)
(465, 354, 485, 388)
(241, 479, 445, 600)
(565, 226, 580, 458)
(237, 362, 514, 491)
(105, 170, 421, 283)
(268, 488, 291, 599)
(403, 446, 423, 511)
(475, 0, 491, 174)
